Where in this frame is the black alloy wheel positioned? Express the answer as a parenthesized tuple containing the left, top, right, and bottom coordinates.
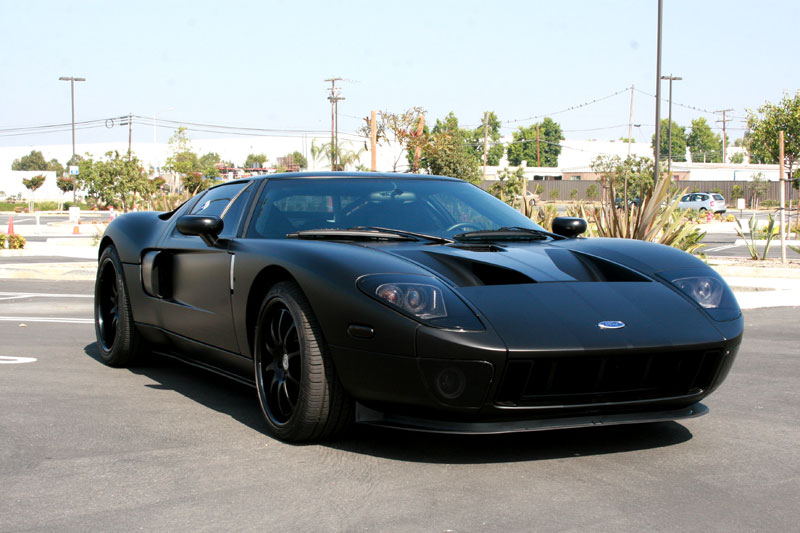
(254, 281, 351, 442)
(94, 246, 139, 366)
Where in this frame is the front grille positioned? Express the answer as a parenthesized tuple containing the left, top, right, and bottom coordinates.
(495, 350, 724, 407)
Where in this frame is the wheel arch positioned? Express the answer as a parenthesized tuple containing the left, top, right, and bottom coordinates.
(245, 265, 298, 355)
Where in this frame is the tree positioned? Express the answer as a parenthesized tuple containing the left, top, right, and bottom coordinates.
(414, 113, 481, 184)
(687, 117, 722, 163)
(747, 91, 800, 173)
(359, 107, 426, 172)
(243, 153, 269, 169)
(198, 152, 222, 179)
(748, 172, 769, 210)
(75, 152, 155, 212)
(56, 175, 74, 210)
(12, 150, 48, 171)
(591, 155, 655, 209)
(747, 91, 800, 223)
(311, 140, 365, 171)
(651, 119, 687, 162)
(22, 174, 46, 210)
(507, 117, 563, 167)
(163, 127, 213, 194)
(469, 111, 504, 166)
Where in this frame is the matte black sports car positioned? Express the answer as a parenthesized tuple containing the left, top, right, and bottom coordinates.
(94, 172, 742, 442)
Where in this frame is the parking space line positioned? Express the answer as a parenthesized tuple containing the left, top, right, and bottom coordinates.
(0, 316, 93, 324)
(0, 292, 92, 300)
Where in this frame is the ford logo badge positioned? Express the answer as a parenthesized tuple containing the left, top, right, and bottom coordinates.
(598, 320, 625, 330)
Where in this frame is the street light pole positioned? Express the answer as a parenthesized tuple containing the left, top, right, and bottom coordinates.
(653, 0, 663, 185)
(661, 75, 682, 178)
(59, 76, 86, 203)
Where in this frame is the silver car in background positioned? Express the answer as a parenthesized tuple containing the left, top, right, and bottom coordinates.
(678, 192, 727, 213)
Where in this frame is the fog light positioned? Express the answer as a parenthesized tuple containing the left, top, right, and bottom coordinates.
(435, 367, 466, 400)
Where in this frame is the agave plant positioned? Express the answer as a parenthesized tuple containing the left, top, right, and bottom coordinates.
(735, 214, 777, 260)
(575, 156, 706, 254)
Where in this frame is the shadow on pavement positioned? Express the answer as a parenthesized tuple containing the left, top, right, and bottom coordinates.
(84, 342, 694, 464)
(83, 342, 265, 433)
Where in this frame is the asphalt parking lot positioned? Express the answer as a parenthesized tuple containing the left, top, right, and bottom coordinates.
(1, 279, 799, 532)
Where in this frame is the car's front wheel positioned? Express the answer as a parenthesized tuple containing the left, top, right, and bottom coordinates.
(95, 245, 140, 367)
(254, 281, 352, 442)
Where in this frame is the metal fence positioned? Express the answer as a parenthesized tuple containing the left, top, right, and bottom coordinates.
(480, 180, 799, 207)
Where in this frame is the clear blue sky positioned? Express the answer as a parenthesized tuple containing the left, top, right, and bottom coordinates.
(2, 0, 797, 149)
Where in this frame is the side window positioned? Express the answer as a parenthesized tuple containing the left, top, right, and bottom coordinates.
(218, 185, 252, 238)
(189, 182, 248, 218)
(681, 194, 691, 202)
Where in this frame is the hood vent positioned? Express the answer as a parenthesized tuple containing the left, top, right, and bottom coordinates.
(547, 249, 649, 282)
(401, 250, 534, 287)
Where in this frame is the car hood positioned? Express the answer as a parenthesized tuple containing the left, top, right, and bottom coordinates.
(383, 241, 733, 353)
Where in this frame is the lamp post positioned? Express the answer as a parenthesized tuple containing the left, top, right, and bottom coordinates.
(661, 75, 682, 178)
(59, 76, 86, 203)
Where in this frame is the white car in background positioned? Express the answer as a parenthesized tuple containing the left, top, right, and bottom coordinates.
(678, 192, 727, 214)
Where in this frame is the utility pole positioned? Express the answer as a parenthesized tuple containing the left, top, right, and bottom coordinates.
(627, 84, 635, 157)
(653, 0, 663, 185)
(715, 109, 733, 163)
(536, 125, 541, 167)
(413, 115, 425, 172)
(324, 78, 344, 170)
(127, 112, 133, 157)
(482, 112, 489, 179)
(661, 75, 682, 178)
(779, 131, 787, 264)
(370, 110, 377, 171)
(58, 76, 86, 204)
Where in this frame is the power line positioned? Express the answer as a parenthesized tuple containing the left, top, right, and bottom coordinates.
(501, 87, 631, 126)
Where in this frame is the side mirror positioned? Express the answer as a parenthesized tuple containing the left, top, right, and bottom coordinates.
(176, 215, 224, 246)
(552, 217, 587, 238)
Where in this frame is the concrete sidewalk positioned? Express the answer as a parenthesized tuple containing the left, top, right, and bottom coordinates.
(1, 241, 799, 310)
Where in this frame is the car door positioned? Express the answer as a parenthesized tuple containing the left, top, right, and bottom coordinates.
(154, 181, 252, 355)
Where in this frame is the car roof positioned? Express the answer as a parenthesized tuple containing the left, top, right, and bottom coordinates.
(250, 171, 463, 182)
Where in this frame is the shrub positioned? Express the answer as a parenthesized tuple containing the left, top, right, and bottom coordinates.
(586, 184, 598, 200)
(548, 189, 560, 201)
(8, 234, 25, 249)
(726, 214, 736, 222)
(0, 233, 6, 248)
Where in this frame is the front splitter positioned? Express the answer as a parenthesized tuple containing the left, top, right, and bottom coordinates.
(355, 402, 708, 435)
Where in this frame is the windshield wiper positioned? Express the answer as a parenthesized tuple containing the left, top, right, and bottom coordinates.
(287, 228, 417, 241)
(452, 226, 557, 241)
(353, 226, 454, 244)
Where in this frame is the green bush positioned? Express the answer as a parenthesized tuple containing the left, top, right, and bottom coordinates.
(0, 233, 6, 248)
(34, 201, 60, 211)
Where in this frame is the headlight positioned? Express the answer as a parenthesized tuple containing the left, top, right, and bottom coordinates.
(358, 274, 483, 330)
(658, 268, 740, 321)
(375, 283, 446, 319)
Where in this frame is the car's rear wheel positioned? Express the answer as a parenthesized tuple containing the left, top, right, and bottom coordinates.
(254, 281, 352, 442)
(95, 245, 140, 367)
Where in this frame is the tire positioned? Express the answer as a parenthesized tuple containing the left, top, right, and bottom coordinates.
(254, 281, 352, 442)
(94, 245, 140, 367)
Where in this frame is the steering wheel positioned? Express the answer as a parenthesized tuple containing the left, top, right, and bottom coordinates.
(446, 222, 480, 235)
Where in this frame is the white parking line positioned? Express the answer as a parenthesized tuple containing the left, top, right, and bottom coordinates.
(705, 244, 740, 253)
(0, 356, 38, 364)
(0, 316, 93, 324)
(0, 292, 92, 301)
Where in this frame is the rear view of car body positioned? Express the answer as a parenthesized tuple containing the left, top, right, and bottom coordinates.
(678, 192, 727, 213)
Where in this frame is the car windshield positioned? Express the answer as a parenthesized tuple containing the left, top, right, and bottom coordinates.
(246, 177, 546, 239)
